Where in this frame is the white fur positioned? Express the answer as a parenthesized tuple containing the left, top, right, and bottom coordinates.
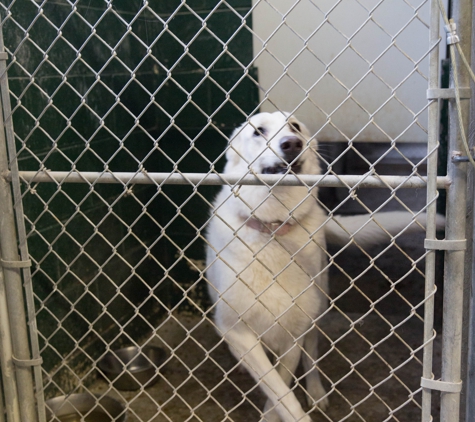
(205, 112, 438, 422)
(326, 212, 445, 247)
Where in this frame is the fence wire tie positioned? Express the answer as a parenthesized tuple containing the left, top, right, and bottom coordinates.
(426, 87, 471, 100)
(424, 239, 467, 251)
(12, 355, 43, 368)
(444, 20, 460, 45)
(0, 258, 32, 268)
(421, 377, 463, 393)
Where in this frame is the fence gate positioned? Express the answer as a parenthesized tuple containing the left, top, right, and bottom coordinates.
(0, 0, 473, 422)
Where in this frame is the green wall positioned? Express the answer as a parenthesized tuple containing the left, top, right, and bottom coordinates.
(2, 0, 257, 394)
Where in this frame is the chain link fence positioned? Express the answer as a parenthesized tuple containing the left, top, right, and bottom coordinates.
(0, 0, 468, 421)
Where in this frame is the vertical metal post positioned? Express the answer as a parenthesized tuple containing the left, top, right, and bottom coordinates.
(463, 131, 475, 421)
(0, 380, 5, 422)
(0, 22, 45, 422)
(440, 0, 472, 420)
(0, 112, 38, 422)
(421, 0, 442, 418)
(0, 270, 21, 422)
(0, 127, 39, 422)
(0, 87, 23, 422)
(0, 243, 21, 422)
(463, 0, 475, 418)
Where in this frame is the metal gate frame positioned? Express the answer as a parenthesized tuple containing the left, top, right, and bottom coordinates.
(0, 0, 473, 421)
(463, 0, 475, 418)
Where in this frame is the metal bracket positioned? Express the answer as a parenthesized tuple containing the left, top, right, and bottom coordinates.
(452, 150, 475, 163)
(0, 258, 32, 268)
(424, 239, 466, 251)
(0, 52, 7, 61)
(421, 377, 463, 393)
(12, 355, 43, 368)
(427, 88, 471, 100)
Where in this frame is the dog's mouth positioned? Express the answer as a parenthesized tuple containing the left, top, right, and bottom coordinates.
(261, 162, 302, 175)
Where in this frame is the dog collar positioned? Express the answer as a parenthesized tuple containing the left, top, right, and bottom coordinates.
(245, 217, 294, 236)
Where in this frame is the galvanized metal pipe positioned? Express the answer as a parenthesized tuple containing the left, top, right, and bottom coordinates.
(0, 143, 38, 422)
(0, 268, 20, 422)
(0, 378, 5, 422)
(421, 0, 443, 418)
(10, 170, 450, 190)
(0, 27, 45, 422)
(463, 0, 475, 419)
(0, 43, 38, 422)
(0, 87, 25, 422)
(440, 0, 472, 419)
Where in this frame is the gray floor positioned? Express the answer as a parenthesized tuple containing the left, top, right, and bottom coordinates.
(91, 311, 441, 422)
(91, 233, 443, 421)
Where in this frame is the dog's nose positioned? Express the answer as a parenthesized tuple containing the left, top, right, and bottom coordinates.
(280, 136, 303, 160)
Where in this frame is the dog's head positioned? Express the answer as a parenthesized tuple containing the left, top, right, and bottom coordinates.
(224, 112, 318, 175)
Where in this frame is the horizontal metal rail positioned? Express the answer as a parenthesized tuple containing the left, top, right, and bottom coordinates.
(9, 171, 450, 189)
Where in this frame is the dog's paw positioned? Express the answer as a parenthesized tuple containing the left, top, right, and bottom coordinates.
(260, 412, 313, 422)
(261, 401, 314, 422)
(260, 413, 280, 422)
(314, 395, 330, 411)
(306, 383, 330, 411)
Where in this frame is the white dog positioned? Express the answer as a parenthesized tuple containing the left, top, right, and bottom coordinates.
(205, 111, 436, 422)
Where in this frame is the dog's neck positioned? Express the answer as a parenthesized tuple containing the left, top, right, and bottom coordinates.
(244, 216, 294, 236)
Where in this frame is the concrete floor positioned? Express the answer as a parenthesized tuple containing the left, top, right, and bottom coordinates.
(91, 312, 441, 422)
(91, 234, 443, 422)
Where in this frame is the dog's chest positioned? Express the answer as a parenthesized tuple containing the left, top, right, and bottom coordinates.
(223, 234, 325, 319)
(233, 253, 323, 343)
(206, 196, 328, 339)
(248, 236, 319, 288)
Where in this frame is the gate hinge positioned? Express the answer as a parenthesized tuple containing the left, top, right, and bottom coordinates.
(424, 239, 466, 251)
(0, 258, 32, 268)
(427, 88, 471, 100)
(421, 377, 462, 393)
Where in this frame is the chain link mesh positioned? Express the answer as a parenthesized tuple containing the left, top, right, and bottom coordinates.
(1, 0, 443, 421)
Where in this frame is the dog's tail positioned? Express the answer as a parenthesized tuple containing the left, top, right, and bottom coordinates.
(324, 211, 445, 248)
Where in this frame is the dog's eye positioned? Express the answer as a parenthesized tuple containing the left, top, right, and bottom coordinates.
(253, 127, 265, 137)
(290, 122, 301, 132)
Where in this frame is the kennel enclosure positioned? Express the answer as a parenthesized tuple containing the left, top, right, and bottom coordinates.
(0, 0, 474, 421)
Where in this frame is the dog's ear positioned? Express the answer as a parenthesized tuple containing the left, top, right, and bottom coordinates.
(301, 122, 310, 138)
(294, 119, 310, 138)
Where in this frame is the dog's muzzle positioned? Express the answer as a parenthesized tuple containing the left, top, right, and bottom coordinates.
(262, 136, 303, 174)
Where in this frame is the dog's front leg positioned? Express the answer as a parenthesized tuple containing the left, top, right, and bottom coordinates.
(302, 328, 329, 411)
(262, 340, 305, 422)
(225, 326, 312, 422)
